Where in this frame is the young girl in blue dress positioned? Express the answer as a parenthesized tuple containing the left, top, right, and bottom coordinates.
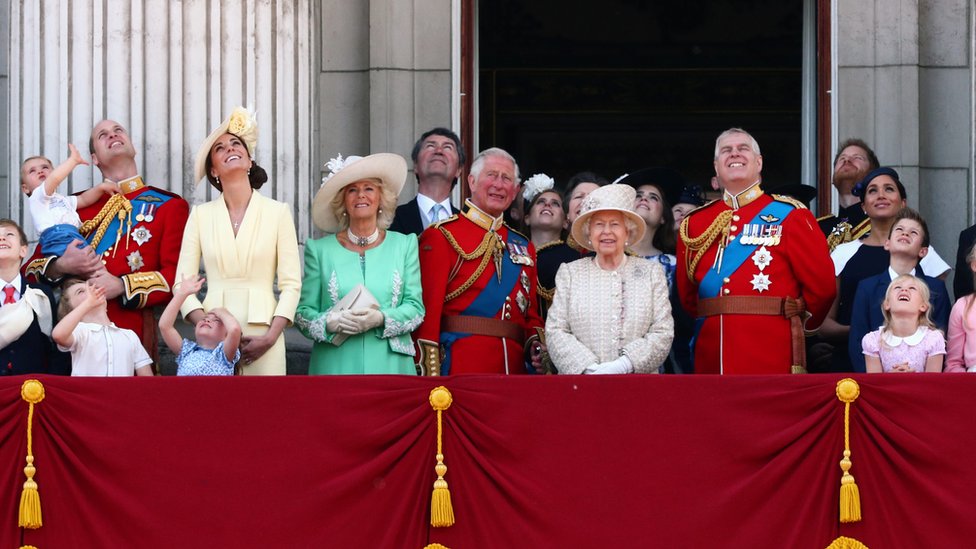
(159, 274, 241, 375)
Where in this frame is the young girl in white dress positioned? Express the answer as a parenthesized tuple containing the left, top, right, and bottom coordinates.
(862, 274, 945, 373)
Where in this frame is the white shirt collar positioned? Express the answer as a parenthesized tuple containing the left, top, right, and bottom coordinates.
(416, 193, 452, 223)
(882, 326, 928, 347)
(0, 274, 22, 290)
(888, 266, 917, 280)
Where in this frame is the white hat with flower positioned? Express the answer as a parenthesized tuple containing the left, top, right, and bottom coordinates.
(193, 106, 260, 185)
(522, 173, 556, 204)
(311, 153, 407, 232)
(570, 183, 646, 251)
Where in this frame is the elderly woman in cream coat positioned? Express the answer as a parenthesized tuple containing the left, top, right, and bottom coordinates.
(175, 107, 302, 375)
(545, 184, 673, 374)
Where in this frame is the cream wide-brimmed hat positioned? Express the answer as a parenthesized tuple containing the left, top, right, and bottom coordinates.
(311, 153, 408, 233)
(570, 183, 646, 251)
(193, 106, 259, 185)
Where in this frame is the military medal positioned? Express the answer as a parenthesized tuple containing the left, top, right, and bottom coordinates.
(144, 204, 155, 222)
(136, 204, 146, 222)
(751, 272, 771, 293)
(126, 250, 145, 271)
(751, 246, 773, 271)
(516, 291, 529, 315)
(771, 225, 782, 246)
(520, 271, 530, 294)
(131, 226, 152, 246)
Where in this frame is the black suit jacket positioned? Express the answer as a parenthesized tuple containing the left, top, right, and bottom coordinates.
(0, 280, 71, 376)
(955, 224, 976, 300)
(389, 197, 460, 235)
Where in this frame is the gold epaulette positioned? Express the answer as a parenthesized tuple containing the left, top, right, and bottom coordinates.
(503, 223, 529, 241)
(771, 194, 807, 209)
(24, 257, 55, 283)
(121, 271, 170, 309)
(826, 218, 872, 252)
(431, 214, 459, 229)
(536, 239, 564, 253)
(816, 213, 835, 223)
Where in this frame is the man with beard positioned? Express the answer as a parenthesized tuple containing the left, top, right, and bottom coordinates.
(818, 138, 880, 250)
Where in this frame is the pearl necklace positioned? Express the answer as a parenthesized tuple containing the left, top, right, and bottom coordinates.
(347, 227, 380, 247)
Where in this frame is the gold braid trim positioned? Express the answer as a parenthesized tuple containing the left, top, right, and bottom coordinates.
(537, 284, 555, 303)
(79, 194, 132, 250)
(678, 210, 734, 282)
(439, 225, 505, 302)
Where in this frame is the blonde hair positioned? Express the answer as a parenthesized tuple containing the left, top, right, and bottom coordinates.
(57, 278, 87, 320)
(880, 274, 937, 345)
(328, 178, 399, 232)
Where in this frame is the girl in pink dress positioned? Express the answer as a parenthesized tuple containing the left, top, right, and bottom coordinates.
(946, 242, 976, 372)
(862, 274, 945, 373)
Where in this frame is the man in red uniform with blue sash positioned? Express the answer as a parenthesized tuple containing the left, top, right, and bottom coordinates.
(677, 128, 835, 374)
(414, 147, 545, 375)
(24, 120, 189, 362)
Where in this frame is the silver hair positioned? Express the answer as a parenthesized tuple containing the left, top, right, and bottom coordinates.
(580, 211, 640, 247)
(329, 178, 399, 231)
(468, 147, 521, 185)
(713, 128, 761, 160)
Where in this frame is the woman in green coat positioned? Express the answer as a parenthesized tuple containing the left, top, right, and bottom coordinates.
(296, 153, 424, 374)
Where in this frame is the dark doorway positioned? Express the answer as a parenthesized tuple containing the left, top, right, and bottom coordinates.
(478, 0, 806, 193)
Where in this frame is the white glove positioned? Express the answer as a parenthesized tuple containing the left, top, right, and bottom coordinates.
(583, 363, 600, 375)
(343, 308, 385, 334)
(326, 311, 358, 335)
(590, 355, 634, 375)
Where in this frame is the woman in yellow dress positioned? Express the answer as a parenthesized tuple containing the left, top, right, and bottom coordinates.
(175, 107, 302, 375)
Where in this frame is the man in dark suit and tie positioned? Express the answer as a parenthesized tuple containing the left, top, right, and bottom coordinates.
(389, 127, 465, 234)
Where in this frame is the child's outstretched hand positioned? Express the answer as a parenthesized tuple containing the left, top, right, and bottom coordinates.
(67, 143, 90, 167)
(82, 281, 106, 311)
(95, 181, 120, 196)
(174, 273, 205, 298)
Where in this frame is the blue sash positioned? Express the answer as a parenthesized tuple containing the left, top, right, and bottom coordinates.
(90, 189, 173, 255)
(691, 200, 794, 356)
(440, 230, 526, 374)
(697, 200, 793, 299)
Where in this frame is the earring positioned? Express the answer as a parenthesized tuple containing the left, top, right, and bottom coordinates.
(625, 241, 630, 246)
(247, 167, 252, 176)
(342, 211, 347, 217)
(378, 208, 383, 213)
(215, 175, 220, 186)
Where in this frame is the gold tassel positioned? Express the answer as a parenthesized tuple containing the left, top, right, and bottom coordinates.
(824, 535, 870, 549)
(835, 378, 861, 523)
(429, 386, 455, 527)
(19, 380, 46, 530)
(19, 546, 40, 549)
(423, 545, 450, 549)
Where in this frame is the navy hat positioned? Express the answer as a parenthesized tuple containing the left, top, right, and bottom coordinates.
(614, 167, 685, 207)
(675, 185, 705, 207)
(852, 167, 906, 199)
(768, 183, 817, 207)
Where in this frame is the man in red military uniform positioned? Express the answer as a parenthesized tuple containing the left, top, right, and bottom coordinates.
(414, 147, 545, 375)
(677, 128, 835, 374)
(24, 120, 189, 361)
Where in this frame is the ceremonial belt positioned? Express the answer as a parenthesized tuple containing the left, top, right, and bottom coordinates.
(697, 295, 807, 373)
(442, 315, 524, 341)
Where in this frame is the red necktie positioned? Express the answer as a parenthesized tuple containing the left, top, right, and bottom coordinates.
(3, 285, 16, 305)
